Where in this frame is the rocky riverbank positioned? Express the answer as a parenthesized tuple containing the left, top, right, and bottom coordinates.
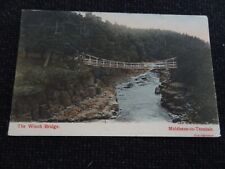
(47, 71, 146, 122)
(11, 68, 145, 122)
(158, 70, 197, 123)
(47, 87, 119, 122)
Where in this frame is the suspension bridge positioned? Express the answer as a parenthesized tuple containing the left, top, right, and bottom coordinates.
(76, 53, 177, 70)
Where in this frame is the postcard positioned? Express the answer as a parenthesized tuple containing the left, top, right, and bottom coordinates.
(8, 10, 220, 137)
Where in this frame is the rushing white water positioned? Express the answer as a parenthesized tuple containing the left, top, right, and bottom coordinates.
(116, 72, 171, 122)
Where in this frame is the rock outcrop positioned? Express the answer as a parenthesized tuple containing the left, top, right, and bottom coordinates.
(159, 70, 194, 123)
(48, 87, 119, 122)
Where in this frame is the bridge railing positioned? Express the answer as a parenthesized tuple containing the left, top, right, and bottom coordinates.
(78, 53, 177, 70)
(153, 57, 177, 69)
(80, 53, 148, 70)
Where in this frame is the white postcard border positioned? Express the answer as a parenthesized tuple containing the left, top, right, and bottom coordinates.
(8, 122, 220, 137)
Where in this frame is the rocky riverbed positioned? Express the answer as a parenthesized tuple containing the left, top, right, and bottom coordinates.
(43, 71, 143, 122)
(51, 70, 195, 123)
(47, 87, 119, 122)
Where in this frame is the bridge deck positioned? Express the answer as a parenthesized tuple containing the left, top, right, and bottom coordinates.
(77, 54, 177, 70)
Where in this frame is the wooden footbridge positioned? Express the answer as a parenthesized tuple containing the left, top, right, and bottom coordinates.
(76, 53, 177, 70)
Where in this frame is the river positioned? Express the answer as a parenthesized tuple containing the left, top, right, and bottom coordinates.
(115, 72, 171, 122)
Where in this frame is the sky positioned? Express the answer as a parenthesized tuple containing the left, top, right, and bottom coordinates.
(79, 12, 210, 42)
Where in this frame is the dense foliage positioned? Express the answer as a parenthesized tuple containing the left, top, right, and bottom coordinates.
(14, 10, 218, 123)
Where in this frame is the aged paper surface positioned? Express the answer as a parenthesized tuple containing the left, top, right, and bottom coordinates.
(8, 10, 220, 137)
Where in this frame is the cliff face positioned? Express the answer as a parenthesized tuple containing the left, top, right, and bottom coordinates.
(159, 71, 187, 123)
(159, 70, 209, 123)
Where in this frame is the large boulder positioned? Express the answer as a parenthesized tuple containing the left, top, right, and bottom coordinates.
(109, 101, 119, 112)
(172, 118, 181, 123)
(124, 82, 134, 88)
(155, 86, 160, 95)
